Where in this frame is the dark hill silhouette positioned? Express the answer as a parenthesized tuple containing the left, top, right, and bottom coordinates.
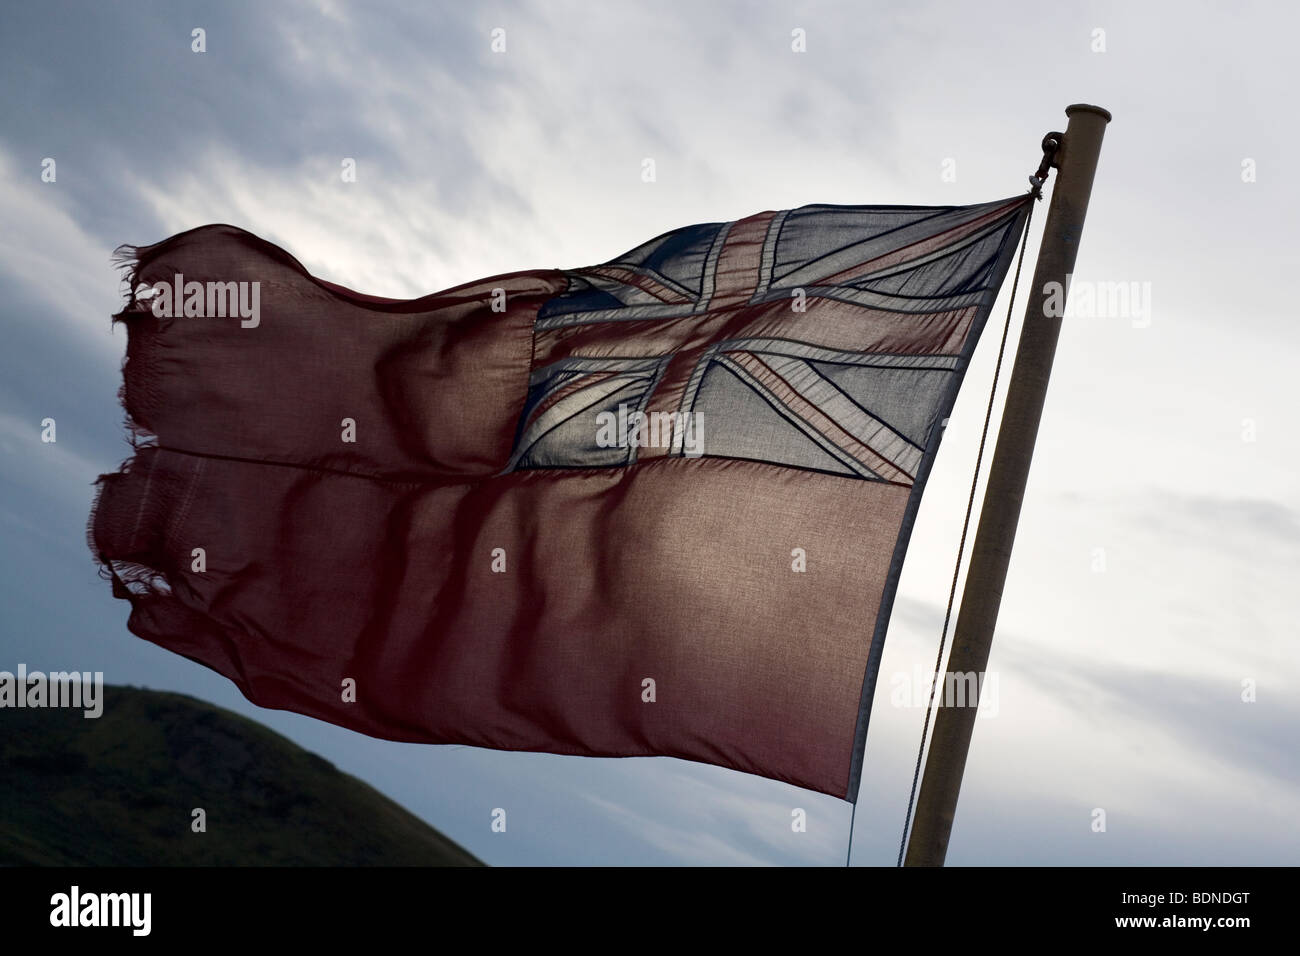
(0, 684, 481, 866)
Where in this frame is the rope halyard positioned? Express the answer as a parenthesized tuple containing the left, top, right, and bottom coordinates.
(879, 142, 1053, 868)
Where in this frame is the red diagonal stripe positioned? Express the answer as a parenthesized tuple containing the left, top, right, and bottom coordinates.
(814, 197, 1027, 287)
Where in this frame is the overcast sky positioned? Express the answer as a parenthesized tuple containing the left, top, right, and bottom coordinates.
(1, 0, 1296, 865)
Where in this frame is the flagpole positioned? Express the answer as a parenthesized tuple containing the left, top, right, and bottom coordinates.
(903, 103, 1111, 867)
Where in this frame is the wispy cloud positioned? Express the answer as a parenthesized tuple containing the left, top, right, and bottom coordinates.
(2, 0, 1297, 865)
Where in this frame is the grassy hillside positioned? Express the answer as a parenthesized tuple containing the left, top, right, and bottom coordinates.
(0, 684, 481, 866)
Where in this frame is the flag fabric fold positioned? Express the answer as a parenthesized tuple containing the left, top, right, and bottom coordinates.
(90, 194, 1030, 799)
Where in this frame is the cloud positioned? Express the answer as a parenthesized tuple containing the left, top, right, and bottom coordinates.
(2, 0, 1298, 865)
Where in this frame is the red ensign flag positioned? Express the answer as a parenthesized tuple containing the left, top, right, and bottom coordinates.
(91, 195, 1030, 799)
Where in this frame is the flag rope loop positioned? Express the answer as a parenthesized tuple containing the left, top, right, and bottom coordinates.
(1028, 131, 1063, 198)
